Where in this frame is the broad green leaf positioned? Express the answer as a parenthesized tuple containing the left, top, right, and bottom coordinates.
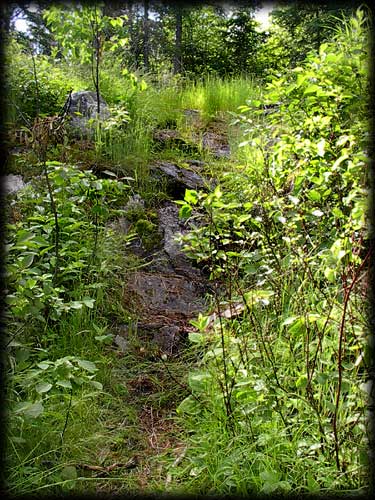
(17, 230, 35, 244)
(237, 214, 252, 224)
(177, 395, 199, 415)
(89, 380, 103, 390)
(188, 372, 211, 392)
(244, 289, 274, 307)
(324, 267, 336, 282)
(61, 465, 78, 480)
(102, 170, 117, 177)
(213, 185, 222, 199)
(56, 379, 72, 389)
(179, 204, 192, 219)
(184, 189, 199, 205)
(94, 334, 113, 343)
(37, 362, 52, 370)
(139, 79, 148, 91)
(110, 17, 123, 27)
(336, 134, 350, 147)
(281, 316, 298, 326)
(260, 470, 280, 484)
(188, 332, 205, 344)
(68, 301, 83, 310)
(14, 401, 44, 418)
(307, 474, 320, 492)
(288, 317, 305, 335)
(332, 154, 349, 171)
(296, 375, 308, 388)
(316, 372, 329, 385)
(303, 84, 321, 95)
(36, 382, 53, 394)
(53, 173, 66, 186)
(77, 359, 97, 373)
(25, 278, 37, 289)
(307, 190, 321, 202)
(20, 254, 34, 268)
(82, 298, 95, 308)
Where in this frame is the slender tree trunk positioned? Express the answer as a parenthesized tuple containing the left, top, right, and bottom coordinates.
(90, 7, 100, 115)
(0, 4, 12, 37)
(143, 0, 149, 71)
(128, 4, 134, 66)
(96, 40, 100, 115)
(128, 4, 141, 68)
(174, 6, 182, 74)
(315, 8, 321, 51)
(94, 8, 100, 115)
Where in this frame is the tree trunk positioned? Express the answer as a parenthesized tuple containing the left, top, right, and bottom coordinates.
(90, 7, 101, 115)
(143, 0, 149, 71)
(173, 6, 182, 74)
(0, 3, 12, 37)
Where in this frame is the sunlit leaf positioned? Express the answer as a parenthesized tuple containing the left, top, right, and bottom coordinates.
(35, 382, 53, 394)
(56, 379, 72, 389)
(77, 359, 98, 373)
(177, 395, 199, 414)
(14, 401, 44, 418)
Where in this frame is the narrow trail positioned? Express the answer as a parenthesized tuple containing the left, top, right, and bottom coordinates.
(96, 112, 231, 492)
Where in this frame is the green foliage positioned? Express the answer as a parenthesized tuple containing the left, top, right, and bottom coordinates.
(43, 5, 128, 65)
(172, 8, 370, 494)
(6, 164, 128, 326)
(257, 4, 358, 75)
(5, 163, 132, 495)
(222, 9, 266, 76)
(5, 3, 371, 496)
(181, 74, 257, 121)
(5, 40, 86, 124)
(11, 355, 102, 419)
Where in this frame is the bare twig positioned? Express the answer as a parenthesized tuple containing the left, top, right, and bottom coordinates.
(332, 247, 371, 471)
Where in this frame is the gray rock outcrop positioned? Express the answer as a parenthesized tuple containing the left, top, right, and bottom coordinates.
(150, 161, 207, 194)
(4, 175, 26, 195)
(66, 91, 110, 138)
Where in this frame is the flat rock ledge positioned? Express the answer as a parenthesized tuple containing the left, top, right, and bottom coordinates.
(150, 161, 207, 192)
(115, 199, 208, 355)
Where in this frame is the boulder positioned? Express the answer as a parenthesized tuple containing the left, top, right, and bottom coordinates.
(156, 201, 203, 279)
(4, 174, 26, 195)
(152, 325, 181, 354)
(150, 161, 206, 195)
(66, 91, 110, 138)
(125, 271, 205, 322)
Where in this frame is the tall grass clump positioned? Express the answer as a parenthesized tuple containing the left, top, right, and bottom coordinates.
(171, 8, 370, 495)
(100, 70, 187, 180)
(181, 75, 258, 120)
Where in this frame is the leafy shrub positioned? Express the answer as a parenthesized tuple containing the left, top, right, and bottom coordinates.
(6, 40, 88, 125)
(6, 163, 128, 326)
(5, 163, 131, 493)
(173, 8, 370, 494)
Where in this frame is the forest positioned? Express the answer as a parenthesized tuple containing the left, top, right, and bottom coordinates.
(1, 0, 373, 496)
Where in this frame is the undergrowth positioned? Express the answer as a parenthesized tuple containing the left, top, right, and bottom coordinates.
(169, 8, 371, 495)
(4, 6, 371, 497)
